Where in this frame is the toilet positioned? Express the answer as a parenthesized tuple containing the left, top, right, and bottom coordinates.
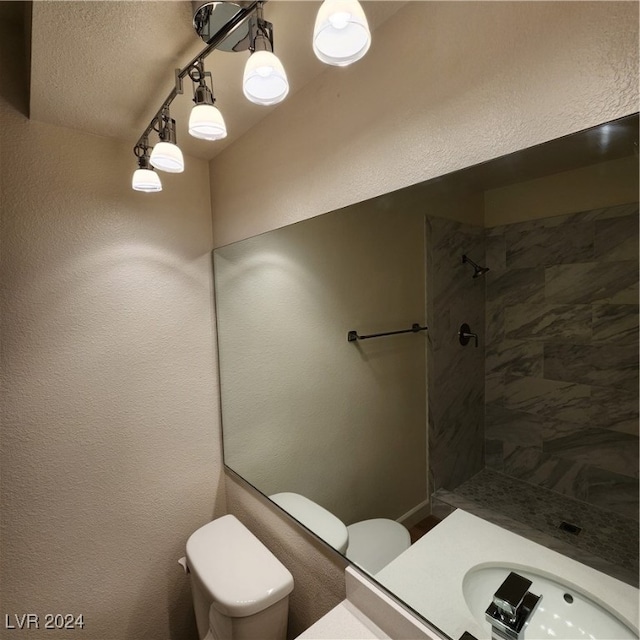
(186, 514, 294, 640)
(270, 492, 411, 574)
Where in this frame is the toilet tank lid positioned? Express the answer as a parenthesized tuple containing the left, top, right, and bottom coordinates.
(186, 514, 293, 618)
(269, 492, 349, 554)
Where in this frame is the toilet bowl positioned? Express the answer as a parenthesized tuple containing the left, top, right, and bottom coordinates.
(270, 492, 411, 574)
(186, 514, 294, 640)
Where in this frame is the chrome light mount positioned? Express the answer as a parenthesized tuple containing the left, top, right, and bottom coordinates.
(247, 3, 274, 53)
(155, 107, 178, 145)
(133, 136, 153, 169)
(188, 59, 216, 107)
(192, 1, 256, 50)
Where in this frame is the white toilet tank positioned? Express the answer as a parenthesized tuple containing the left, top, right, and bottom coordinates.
(186, 514, 294, 640)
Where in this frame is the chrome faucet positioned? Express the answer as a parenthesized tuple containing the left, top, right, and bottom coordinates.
(485, 572, 541, 640)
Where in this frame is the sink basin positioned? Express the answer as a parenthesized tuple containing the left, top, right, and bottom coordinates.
(463, 564, 638, 639)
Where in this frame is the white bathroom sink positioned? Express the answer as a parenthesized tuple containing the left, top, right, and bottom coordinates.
(376, 511, 638, 640)
(463, 564, 638, 639)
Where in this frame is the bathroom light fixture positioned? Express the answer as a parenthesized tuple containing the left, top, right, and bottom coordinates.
(150, 108, 184, 173)
(132, 138, 162, 193)
(242, 6, 289, 106)
(313, 0, 371, 66)
(188, 60, 227, 141)
(132, 0, 372, 192)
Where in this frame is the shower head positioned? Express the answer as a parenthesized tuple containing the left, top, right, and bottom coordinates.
(462, 254, 490, 278)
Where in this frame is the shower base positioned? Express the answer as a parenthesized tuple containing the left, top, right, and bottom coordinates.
(432, 468, 638, 588)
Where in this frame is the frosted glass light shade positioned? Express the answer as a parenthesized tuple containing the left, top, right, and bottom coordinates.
(150, 141, 184, 173)
(189, 104, 227, 141)
(243, 50, 289, 106)
(132, 168, 162, 192)
(313, 0, 371, 66)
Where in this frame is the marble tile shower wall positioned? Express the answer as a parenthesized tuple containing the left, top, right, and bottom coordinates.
(484, 203, 639, 521)
(427, 216, 485, 492)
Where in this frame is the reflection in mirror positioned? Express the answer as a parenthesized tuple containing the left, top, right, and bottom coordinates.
(215, 115, 639, 637)
(216, 203, 428, 525)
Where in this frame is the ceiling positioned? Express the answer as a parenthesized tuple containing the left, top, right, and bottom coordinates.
(27, 1, 405, 161)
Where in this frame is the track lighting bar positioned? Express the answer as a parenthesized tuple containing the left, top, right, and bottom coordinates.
(133, 1, 260, 154)
(132, 0, 371, 192)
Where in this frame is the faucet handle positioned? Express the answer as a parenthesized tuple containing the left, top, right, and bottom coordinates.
(458, 323, 479, 348)
(486, 572, 542, 640)
(493, 572, 532, 622)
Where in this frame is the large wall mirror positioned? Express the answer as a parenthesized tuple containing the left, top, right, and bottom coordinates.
(214, 114, 639, 638)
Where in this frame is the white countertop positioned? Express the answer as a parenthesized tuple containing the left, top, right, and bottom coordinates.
(296, 601, 389, 639)
(296, 566, 442, 640)
(376, 509, 639, 640)
(296, 511, 638, 640)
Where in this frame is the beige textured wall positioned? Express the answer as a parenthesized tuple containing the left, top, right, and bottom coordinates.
(1, 20, 223, 640)
(3, 2, 634, 639)
(484, 155, 640, 227)
(210, 0, 639, 633)
(210, 1, 639, 247)
(215, 204, 427, 526)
